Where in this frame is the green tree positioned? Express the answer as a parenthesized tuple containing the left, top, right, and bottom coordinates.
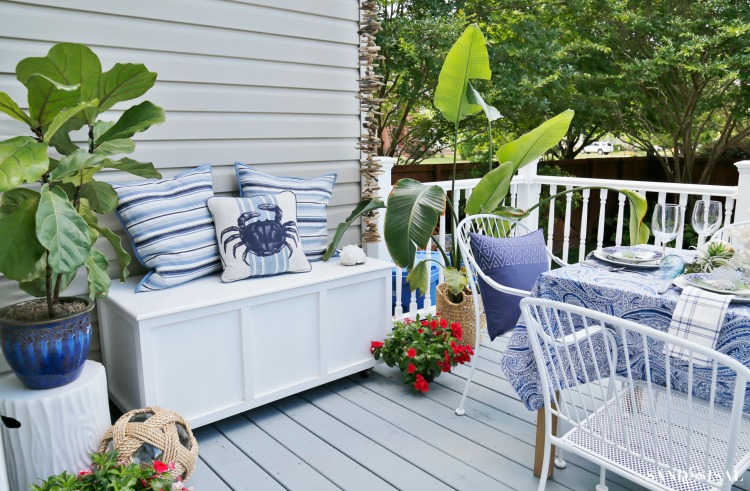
(576, 0, 750, 184)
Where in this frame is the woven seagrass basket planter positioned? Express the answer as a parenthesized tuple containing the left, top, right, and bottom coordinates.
(435, 282, 486, 346)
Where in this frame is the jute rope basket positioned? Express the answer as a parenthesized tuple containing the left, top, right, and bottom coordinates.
(435, 282, 486, 345)
(99, 406, 198, 480)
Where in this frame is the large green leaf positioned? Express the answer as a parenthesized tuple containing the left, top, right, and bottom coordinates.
(0, 92, 36, 126)
(102, 158, 161, 179)
(0, 136, 49, 192)
(621, 189, 650, 245)
(95, 101, 165, 144)
(466, 110, 575, 215)
(384, 179, 446, 268)
(94, 63, 157, 113)
(322, 198, 386, 261)
(24, 74, 80, 128)
(16, 42, 102, 99)
(433, 24, 490, 126)
(49, 149, 105, 181)
(0, 188, 39, 217)
(84, 248, 111, 299)
(43, 99, 98, 143)
(464, 160, 515, 215)
(94, 138, 135, 156)
(495, 109, 574, 171)
(405, 260, 432, 295)
(84, 215, 130, 281)
(0, 194, 46, 280)
(443, 266, 468, 296)
(49, 119, 84, 155)
(35, 184, 91, 274)
(80, 180, 118, 213)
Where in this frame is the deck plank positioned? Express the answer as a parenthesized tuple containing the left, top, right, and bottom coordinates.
(193, 426, 285, 491)
(300, 384, 512, 490)
(273, 395, 453, 491)
(245, 404, 395, 490)
(214, 414, 340, 491)
(185, 457, 232, 490)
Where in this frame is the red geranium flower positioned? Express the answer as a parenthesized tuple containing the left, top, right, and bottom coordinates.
(430, 319, 438, 330)
(153, 460, 169, 474)
(417, 328, 424, 334)
(408, 363, 416, 373)
(407, 347, 417, 358)
(451, 323, 463, 340)
(421, 320, 429, 327)
(439, 318, 448, 328)
(414, 374, 429, 392)
(78, 468, 93, 477)
(370, 340, 384, 353)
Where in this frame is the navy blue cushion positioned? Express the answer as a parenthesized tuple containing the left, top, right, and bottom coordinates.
(469, 229, 549, 339)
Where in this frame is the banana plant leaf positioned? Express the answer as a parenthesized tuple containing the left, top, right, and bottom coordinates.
(384, 179, 446, 269)
(465, 109, 574, 215)
(433, 24, 490, 127)
(322, 198, 385, 261)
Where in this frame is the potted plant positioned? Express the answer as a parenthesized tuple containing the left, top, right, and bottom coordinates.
(325, 24, 650, 331)
(0, 43, 164, 389)
(370, 314, 473, 393)
(31, 451, 194, 491)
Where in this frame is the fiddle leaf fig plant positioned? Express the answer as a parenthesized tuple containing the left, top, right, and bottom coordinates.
(0, 42, 164, 319)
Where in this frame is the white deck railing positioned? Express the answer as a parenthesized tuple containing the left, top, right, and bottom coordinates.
(365, 159, 750, 320)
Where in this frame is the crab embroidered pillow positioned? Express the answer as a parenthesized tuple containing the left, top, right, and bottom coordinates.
(111, 164, 222, 292)
(235, 164, 336, 262)
(207, 192, 311, 282)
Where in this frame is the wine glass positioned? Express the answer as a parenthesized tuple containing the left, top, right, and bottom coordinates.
(652, 203, 683, 255)
(691, 199, 722, 240)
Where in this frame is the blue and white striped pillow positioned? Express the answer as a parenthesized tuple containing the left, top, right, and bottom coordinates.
(207, 192, 311, 282)
(112, 165, 221, 292)
(235, 163, 336, 262)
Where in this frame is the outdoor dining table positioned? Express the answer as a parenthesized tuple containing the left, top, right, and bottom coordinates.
(499, 246, 750, 478)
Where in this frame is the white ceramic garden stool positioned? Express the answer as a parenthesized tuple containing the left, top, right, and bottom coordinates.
(0, 361, 110, 491)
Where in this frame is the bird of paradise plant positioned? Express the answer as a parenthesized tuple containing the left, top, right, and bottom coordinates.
(325, 24, 649, 300)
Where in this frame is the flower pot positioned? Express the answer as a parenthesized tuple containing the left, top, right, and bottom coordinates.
(435, 282, 486, 346)
(0, 297, 94, 390)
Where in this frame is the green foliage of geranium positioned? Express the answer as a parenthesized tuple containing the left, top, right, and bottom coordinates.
(31, 451, 191, 491)
(371, 314, 474, 393)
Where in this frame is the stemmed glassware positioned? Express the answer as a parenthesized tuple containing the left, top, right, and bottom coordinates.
(691, 199, 723, 241)
(652, 203, 683, 255)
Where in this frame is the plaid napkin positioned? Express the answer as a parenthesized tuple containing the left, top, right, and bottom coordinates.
(666, 286, 734, 364)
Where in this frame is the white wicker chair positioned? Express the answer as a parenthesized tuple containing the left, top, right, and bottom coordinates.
(522, 297, 750, 491)
(710, 219, 750, 244)
(454, 214, 566, 417)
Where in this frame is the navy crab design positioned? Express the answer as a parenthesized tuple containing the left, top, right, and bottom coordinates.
(221, 203, 299, 264)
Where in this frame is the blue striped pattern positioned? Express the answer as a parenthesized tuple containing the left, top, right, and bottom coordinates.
(207, 192, 311, 282)
(235, 163, 336, 262)
(112, 165, 221, 292)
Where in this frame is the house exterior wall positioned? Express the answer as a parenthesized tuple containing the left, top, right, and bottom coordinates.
(0, 0, 362, 373)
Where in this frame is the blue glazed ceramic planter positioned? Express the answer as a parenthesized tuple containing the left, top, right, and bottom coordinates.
(0, 298, 94, 390)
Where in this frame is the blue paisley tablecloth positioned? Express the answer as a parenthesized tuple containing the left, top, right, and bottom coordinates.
(501, 247, 750, 412)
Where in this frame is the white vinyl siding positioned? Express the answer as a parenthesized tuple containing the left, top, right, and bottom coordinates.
(0, 0, 362, 373)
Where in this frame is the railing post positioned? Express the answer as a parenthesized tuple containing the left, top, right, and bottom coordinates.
(516, 158, 542, 230)
(734, 161, 750, 222)
(363, 156, 395, 260)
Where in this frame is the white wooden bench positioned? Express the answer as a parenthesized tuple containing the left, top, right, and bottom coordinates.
(97, 258, 392, 428)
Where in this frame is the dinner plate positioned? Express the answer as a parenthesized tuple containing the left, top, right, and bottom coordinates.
(601, 246, 663, 264)
(593, 250, 660, 269)
(672, 277, 750, 303)
(680, 273, 750, 296)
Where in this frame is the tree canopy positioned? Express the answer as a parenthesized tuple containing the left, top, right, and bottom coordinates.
(375, 0, 750, 183)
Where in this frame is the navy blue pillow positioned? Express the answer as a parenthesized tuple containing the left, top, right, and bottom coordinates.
(469, 229, 549, 339)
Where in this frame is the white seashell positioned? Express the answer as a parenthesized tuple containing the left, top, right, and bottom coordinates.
(340, 245, 367, 266)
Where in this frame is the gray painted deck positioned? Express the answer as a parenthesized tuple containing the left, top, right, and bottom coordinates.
(187, 335, 750, 491)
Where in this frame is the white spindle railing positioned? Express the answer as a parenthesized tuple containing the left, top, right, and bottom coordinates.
(368, 158, 747, 320)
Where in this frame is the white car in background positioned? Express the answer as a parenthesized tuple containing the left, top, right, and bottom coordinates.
(582, 141, 614, 154)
